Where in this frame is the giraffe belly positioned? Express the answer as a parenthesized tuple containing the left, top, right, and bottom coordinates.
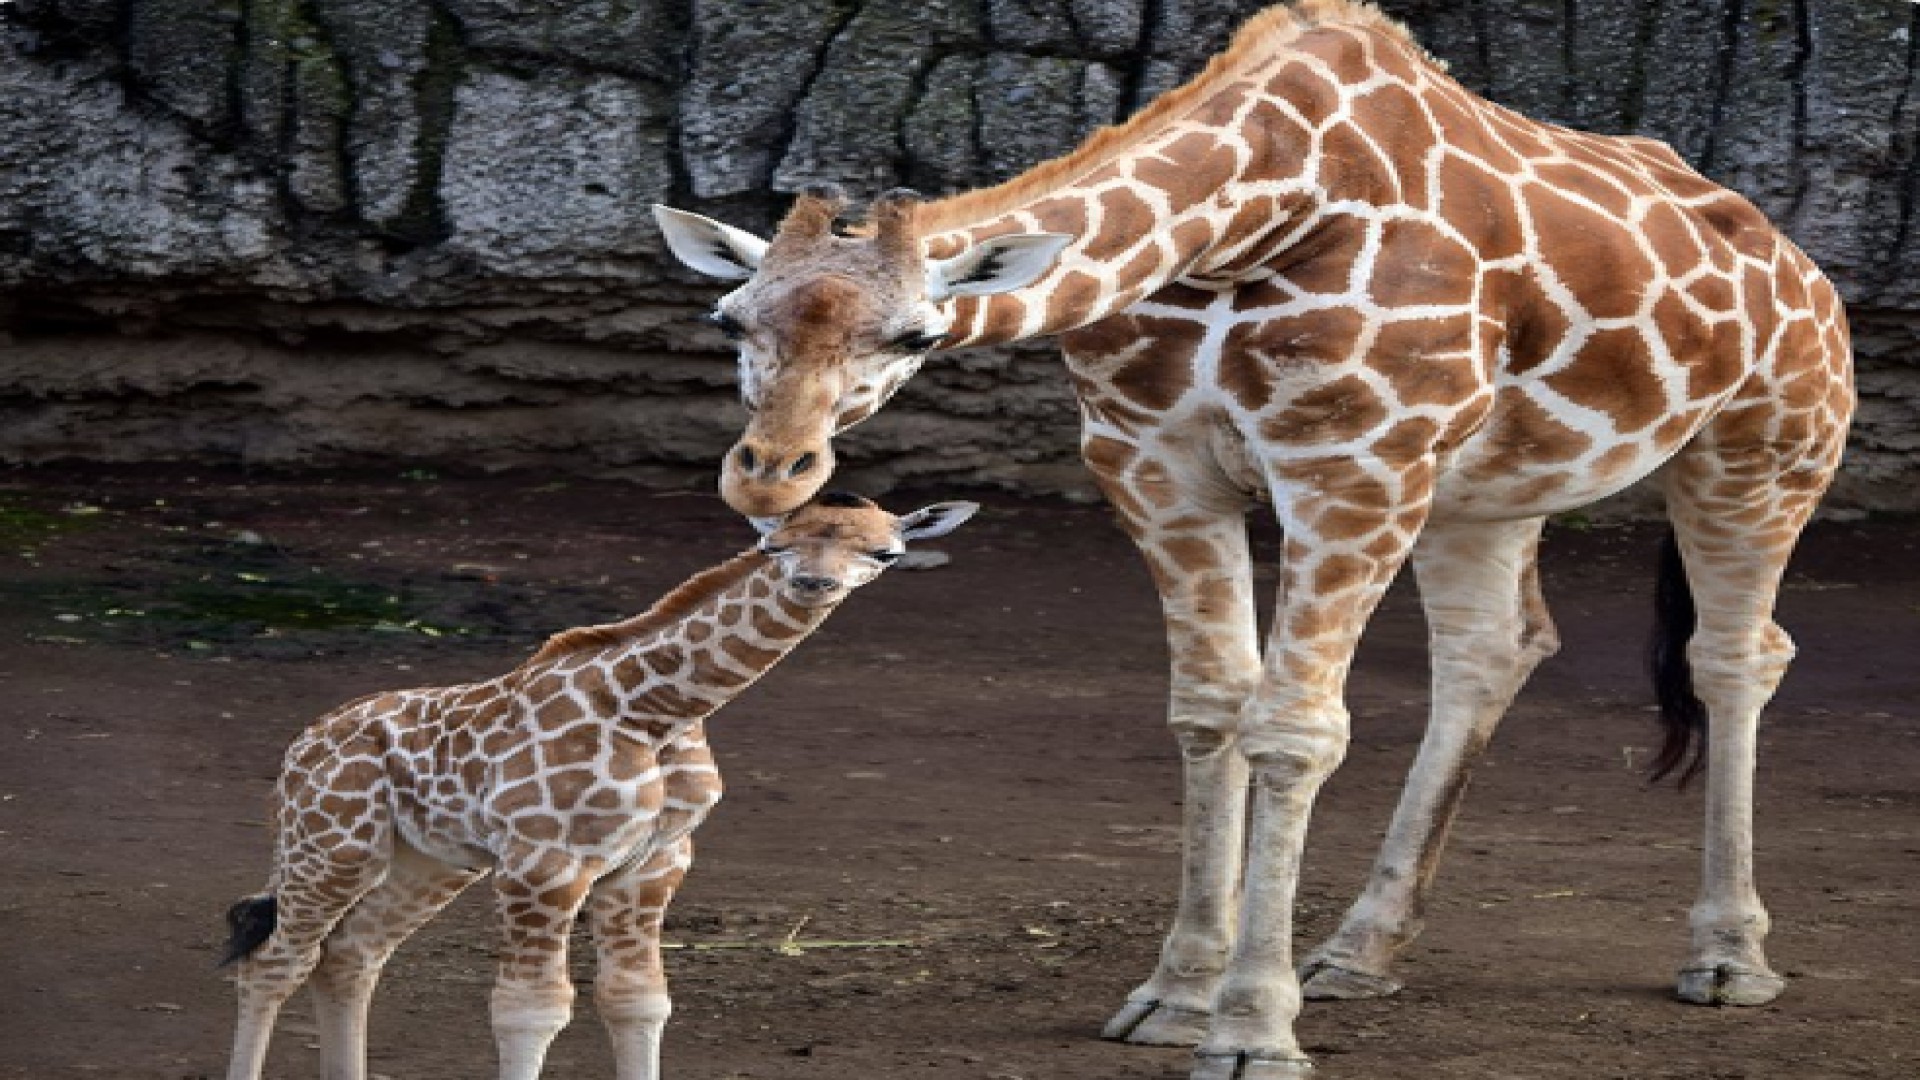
(1432, 414, 1687, 522)
(386, 775, 653, 870)
(1431, 461, 1655, 522)
(396, 809, 494, 870)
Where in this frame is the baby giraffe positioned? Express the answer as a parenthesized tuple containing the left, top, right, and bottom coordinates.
(219, 492, 978, 1080)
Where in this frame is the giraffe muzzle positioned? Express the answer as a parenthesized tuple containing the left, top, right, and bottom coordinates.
(784, 574, 846, 607)
(720, 437, 834, 517)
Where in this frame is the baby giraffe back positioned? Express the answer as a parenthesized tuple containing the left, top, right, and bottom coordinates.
(275, 660, 721, 881)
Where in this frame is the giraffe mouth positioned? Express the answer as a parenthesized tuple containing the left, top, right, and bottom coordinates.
(782, 580, 848, 608)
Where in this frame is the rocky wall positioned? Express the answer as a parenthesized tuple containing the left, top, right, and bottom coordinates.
(0, 0, 1916, 507)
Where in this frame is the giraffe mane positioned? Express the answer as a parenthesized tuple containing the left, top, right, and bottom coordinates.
(522, 549, 771, 667)
(917, 0, 1421, 235)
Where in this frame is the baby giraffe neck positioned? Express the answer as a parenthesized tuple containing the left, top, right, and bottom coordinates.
(580, 557, 836, 724)
(660, 559, 834, 692)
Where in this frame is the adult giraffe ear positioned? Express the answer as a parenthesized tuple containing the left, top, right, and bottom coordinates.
(928, 234, 1074, 300)
(896, 501, 981, 541)
(652, 205, 769, 281)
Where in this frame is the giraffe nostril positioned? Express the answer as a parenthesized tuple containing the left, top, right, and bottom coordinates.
(789, 451, 818, 478)
(736, 446, 759, 473)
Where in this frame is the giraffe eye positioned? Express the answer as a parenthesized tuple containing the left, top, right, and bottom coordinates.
(891, 330, 944, 352)
(708, 311, 745, 339)
(870, 550, 902, 564)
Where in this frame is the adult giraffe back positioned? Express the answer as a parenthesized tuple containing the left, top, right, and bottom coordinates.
(654, 2, 1854, 1076)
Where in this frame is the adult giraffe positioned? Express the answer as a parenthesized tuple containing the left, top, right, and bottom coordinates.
(653, 2, 1854, 1076)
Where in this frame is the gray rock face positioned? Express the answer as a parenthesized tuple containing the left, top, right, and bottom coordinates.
(0, 0, 1916, 508)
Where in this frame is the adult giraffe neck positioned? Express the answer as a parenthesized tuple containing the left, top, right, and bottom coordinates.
(921, 21, 1433, 350)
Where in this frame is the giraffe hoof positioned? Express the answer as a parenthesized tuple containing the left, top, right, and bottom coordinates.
(1676, 966, 1786, 1007)
(1191, 1050, 1315, 1079)
(1298, 959, 1402, 1000)
(1103, 999, 1213, 1046)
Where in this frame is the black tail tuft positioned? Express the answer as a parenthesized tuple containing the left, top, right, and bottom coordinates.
(1648, 531, 1708, 787)
(218, 894, 277, 968)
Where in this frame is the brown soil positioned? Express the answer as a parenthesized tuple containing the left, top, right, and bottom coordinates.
(1, 466, 1915, 1080)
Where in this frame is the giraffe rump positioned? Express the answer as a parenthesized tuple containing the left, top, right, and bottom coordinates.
(218, 894, 277, 968)
(1648, 531, 1708, 787)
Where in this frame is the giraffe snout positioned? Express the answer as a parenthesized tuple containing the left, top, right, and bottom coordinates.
(721, 437, 834, 517)
(732, 443, 821, 481)
(783, 572, 847, 608)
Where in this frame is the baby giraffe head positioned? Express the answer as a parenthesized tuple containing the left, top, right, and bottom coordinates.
(752, 491, 980, 608)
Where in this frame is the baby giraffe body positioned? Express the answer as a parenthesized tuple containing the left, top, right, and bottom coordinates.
(221, 494, 978, 1080)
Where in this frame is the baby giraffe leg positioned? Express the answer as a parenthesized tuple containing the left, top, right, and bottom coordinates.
(227, 862, 386, 1080)
(491, 848, 596, 1080)
(309, 841, 485, 1080)
(588, 841, 693, 1080)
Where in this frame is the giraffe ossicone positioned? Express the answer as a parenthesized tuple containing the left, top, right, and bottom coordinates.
(657, 1, 1852, 1076)
(219, 493, 978, 1080)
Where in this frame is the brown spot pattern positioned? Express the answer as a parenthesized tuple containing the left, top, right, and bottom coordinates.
(1264, 374, 1389, 444)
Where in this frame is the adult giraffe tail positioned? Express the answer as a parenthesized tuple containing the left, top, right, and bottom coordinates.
(217, 894, 277, 968)
(1648, 531, 1708, 786)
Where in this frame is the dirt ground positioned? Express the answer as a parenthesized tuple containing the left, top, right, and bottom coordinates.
(0, 465, 1915, 1080)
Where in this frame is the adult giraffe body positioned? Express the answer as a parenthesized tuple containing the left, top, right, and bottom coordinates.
(655, 2, 1854, 1076)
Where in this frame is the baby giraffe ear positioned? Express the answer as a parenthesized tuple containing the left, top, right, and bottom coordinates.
(929, 233, 1073, 300)
(896, 501, 981, 541)
(653, 205, 769, 281)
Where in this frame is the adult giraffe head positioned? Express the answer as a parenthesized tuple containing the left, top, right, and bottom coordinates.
(652, 185, 1072, 517)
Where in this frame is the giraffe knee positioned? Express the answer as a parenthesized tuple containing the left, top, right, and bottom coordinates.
(1169, 718, 1236, 757)
(492, 982, 575, 1038)
(1689, 623, 1795, 701)
(1167, 676, 1258, 754)
(595, 982, 671, 1026)
(1239, 703, 1349, 780)
(1520, 612, 1562, 666)
(312, 934, 387, 992)
(1760, 622, 1795, 664)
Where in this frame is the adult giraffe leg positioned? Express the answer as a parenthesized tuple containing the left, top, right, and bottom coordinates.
(491, 847, 596, 1080)
(1194, 465, 1429, 1080)
(308, 840, 485, 1080)
(587, 841, 691, 1080)
(1662, 442, 1831, 1007)
(1081, 436, 1262, 1049)
(1301, 516, 1558, 999)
